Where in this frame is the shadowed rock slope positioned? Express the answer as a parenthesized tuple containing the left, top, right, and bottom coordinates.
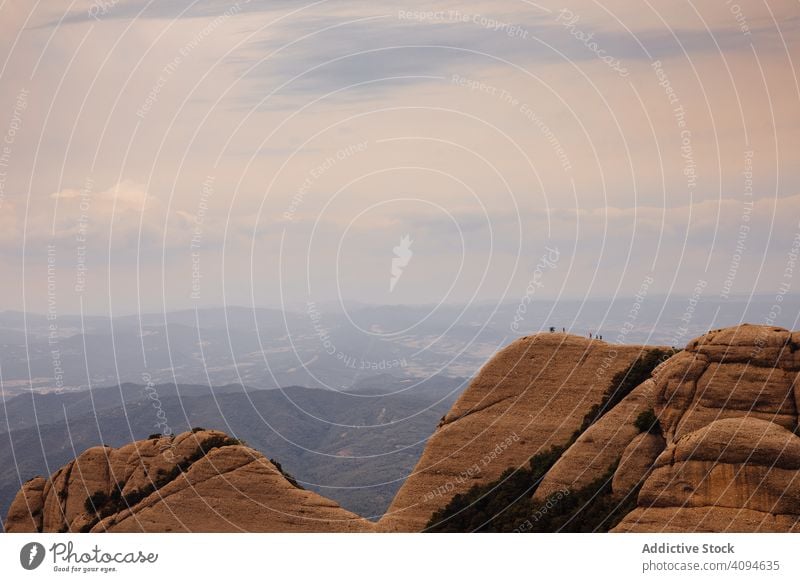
(379, 333, 650, 531)
(532, 378, 659, 502)
(5, 429, 373, 532)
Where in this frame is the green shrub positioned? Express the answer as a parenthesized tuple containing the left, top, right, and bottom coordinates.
(270, 459, 304, 489)
(426, 444, 567, 532)
(577, 348, 675, 435)
(84, 484, 124, 519)
(426, 459, 639, 533)
(634, 409, 660, 434)
(84, 491, 109, 513)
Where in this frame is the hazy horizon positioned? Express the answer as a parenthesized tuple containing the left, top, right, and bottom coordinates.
(1, 291, 798, 318)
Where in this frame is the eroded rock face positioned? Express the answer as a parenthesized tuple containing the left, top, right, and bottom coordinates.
(655, 324, 800, 443)
(615, 325, 800, 532)
(611, 432, 665, 498)
(379, 333, 648, 532)
(5, 476, 46, 533)
(615, 417, 800, 532)
(533, 379, 656, 502)
(614, 506, 800, 533)
(4, 430, 373, 533)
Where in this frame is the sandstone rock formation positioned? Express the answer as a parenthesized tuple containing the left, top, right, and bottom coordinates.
(7, 324, 799, 534)
(614, 324, 800, 532)
(4, 429, 373, 533)
(379, 333, 648, 531)
(611, 432, 665, 497)
(533, 379, 657, 501)
(614, 417, 800, 532)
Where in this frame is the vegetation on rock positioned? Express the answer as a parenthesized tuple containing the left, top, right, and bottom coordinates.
(426, 347, 672, 532)
(634, 409, 660, 434)
(576, 348, 675, 436)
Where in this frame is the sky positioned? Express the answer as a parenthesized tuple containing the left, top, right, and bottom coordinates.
(0, 0, 798, 315)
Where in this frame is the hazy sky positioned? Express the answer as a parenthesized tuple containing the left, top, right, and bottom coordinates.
(0, 0, 798, 315)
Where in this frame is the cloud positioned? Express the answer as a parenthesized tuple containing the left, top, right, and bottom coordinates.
(374, 193, 800, 253)
(45, 0, 795, 106)
(226, 5, 798, 105)
(42, 0, 293, 27)
(0, 180, 163, 250)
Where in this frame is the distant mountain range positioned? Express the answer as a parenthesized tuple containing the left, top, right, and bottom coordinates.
(1, 297, 795, 396)
(0, 374, 465, 527)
